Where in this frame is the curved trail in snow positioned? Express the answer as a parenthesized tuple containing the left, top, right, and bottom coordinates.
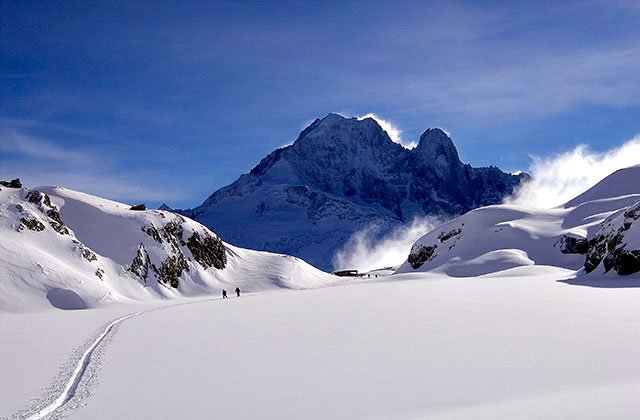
(23, 311, 143, 420)
(10, 293, 252, 420)
(9, 291, 279, 420)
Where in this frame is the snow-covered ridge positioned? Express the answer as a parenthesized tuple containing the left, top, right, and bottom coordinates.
(0, 184, 340, 313)
(399, 165, 640, 278)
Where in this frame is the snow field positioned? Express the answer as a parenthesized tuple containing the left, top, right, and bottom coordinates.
(11, 268, 633, 420)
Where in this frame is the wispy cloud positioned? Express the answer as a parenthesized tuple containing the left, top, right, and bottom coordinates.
(332, 217, 442, 272)
(506, 133, 640, 208)
(0, 128, 187, 204)
(0, 129, 93, 163)
(358, 113, 417, 149)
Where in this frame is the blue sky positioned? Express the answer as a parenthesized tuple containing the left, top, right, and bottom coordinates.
(2, 0, 640, 208)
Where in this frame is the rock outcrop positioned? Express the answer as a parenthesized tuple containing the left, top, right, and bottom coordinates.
(584, 201, 640, 275)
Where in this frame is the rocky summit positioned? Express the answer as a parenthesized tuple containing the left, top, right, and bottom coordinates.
(182, 114, 528, 270)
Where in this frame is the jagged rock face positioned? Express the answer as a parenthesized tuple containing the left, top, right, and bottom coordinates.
(19, 190, 70, 235)
(408, 244, 437, 269)
(184, 114, 526, 270)
(128, 244, 151, 285)
(559, 235, 589, 255)
(584, 201, 640, 275)
(186, 231, 227, 270)
(129, 219, 228, 289)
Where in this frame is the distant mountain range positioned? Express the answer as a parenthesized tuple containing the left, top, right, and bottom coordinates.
(181, 113, 528, 270)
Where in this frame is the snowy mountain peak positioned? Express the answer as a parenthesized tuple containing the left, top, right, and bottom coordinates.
(320, 112, 349, 124)
(184, 115, 525, 270)
(420, 127, 450, 142)
(415, 128, 461, 164)
(293, 112, 393, 150)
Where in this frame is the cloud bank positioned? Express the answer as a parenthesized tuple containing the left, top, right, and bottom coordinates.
(506, 134, 640, 208)
(333, 217, 442, 273)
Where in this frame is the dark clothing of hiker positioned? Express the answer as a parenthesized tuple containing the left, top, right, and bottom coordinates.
(222, 289, 227, 299)
(235, 287, 241, 297)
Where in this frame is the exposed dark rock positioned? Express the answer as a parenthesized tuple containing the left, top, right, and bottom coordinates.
(584, 201, 640, 275)
(130, 204, 146, 211)
(438, 228, 462, 243)
(95, 268, 105, 280)
(47, 210, 69, 235)
(81, 247, 97, 262)
(152, 252, 189, 288)
(19, 217, 45, 232)
(128, 243, 151, 285)
(624, 207, 640, 220)
(585, 234, 607, 273)
(408, 243, 437, 269)
(186, 231, 227, 270)
(162, 219, 186, 248)
(559, 235, 589, 254)
(26, 190, 51, 207)
(24, 190, 70, 235)
(604, 249, 640, 275)
(0, 178, 22, 188)
(142, 225, 162, 243)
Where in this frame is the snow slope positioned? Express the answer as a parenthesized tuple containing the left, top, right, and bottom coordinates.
(4, 268, 640, 419)
(4, 168, 640, 419)
(0, 185, 341, 313)
(398, 165, 640, 278)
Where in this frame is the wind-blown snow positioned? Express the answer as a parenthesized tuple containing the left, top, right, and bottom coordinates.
(357, 113, 417, 149)
(506, 135, 640, 208)
(332, 216, 441, 272)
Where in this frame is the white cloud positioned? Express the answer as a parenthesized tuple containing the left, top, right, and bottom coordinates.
(505, 134, 640, 208)
(332, 217, 442, 273)
(358, 113, 417, 149)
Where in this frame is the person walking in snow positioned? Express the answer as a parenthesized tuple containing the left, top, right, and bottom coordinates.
(222, 289, 227, 299)
(235, 287, 241, 297)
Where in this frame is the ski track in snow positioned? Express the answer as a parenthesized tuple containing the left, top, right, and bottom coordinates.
(6, 297, 222, 420)
(4, 311, 142, 420)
